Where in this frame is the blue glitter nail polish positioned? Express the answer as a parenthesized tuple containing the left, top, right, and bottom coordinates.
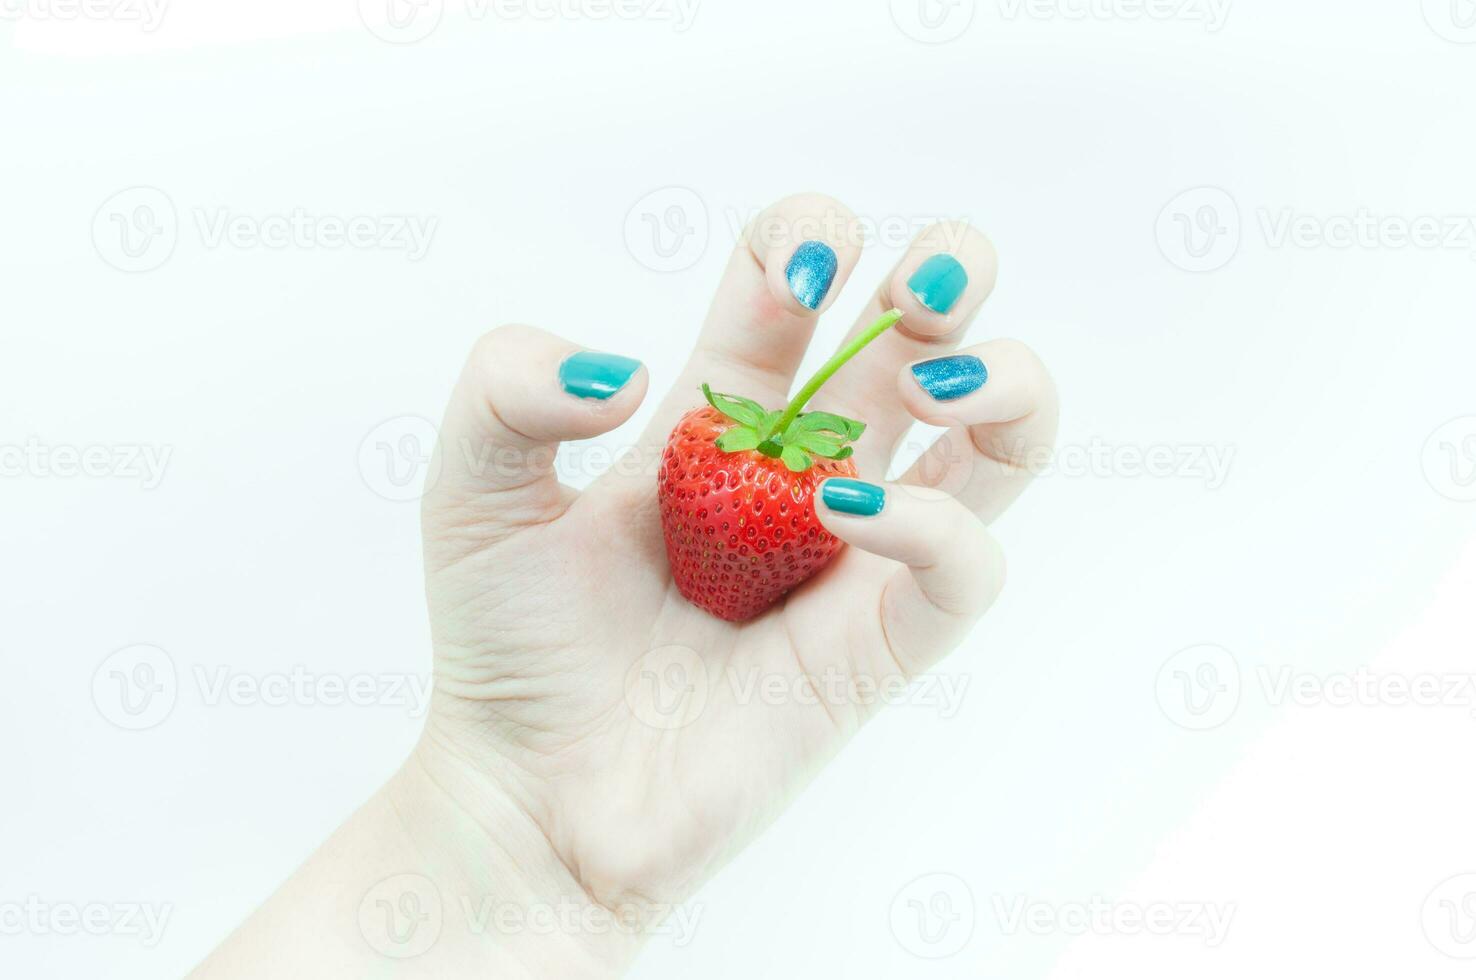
(785, 241, 838, 310)
(911, 355, 988, 401)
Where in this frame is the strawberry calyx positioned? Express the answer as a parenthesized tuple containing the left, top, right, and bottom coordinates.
(700, 307, 904, 473)
(702, 383, 862, 472)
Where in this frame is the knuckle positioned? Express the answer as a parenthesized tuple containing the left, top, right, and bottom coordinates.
(991, 339, 1057, 394)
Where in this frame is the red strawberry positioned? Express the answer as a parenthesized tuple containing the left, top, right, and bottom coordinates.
(658, 309, 903, 622)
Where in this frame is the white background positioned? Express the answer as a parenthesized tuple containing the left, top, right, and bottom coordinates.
(4, 1, 1476, 976)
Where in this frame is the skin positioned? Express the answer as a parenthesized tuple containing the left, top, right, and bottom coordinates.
(191, 193, 1060, 978)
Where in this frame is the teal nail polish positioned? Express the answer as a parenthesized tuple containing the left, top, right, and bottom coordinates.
(821, 478, 886, 517)
(907, 254, 969, 314)
(786, 241, 838, 310)
(911, 354, 987, 401)
(559, 352, 641, 400)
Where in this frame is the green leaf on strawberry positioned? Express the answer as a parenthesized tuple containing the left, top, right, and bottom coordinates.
(701, 385, 768, 430)
(779, 444, 811, 472)
(714, 427, 761, 453)
(696, 308, 903, 472)
(789, 411, 866, 441)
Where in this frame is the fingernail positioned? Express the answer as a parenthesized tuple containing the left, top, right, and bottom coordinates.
(786, 240, 838, 310)
(911, 354, 988, 402)
(821, 478, 886, 517)
(559, 352, 641, 400)
(907, 254, 969, 314)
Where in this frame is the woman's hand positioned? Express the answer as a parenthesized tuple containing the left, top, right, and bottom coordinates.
(415, 194, 1058, 965)
(193, 193, 1056, 979)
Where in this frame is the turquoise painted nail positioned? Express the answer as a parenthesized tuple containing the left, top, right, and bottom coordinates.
(821, 478, 886, 517)
(786, 241, 838, 310)
(559, 352, 641, 400)
(907, 254, 969, 314)
(911, 354, 987, 401)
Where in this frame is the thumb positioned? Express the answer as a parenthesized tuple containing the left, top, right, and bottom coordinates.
(425, 323, 648, 541)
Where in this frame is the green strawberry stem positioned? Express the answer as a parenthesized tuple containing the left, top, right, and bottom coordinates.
(771, 307, 904, 435)
(701, 307, 903, 472)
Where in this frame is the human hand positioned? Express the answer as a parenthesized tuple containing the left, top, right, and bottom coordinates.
(410, 192, 1059, 972)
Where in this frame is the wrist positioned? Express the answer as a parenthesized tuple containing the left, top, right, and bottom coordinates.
(385, 737, 644, 978)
